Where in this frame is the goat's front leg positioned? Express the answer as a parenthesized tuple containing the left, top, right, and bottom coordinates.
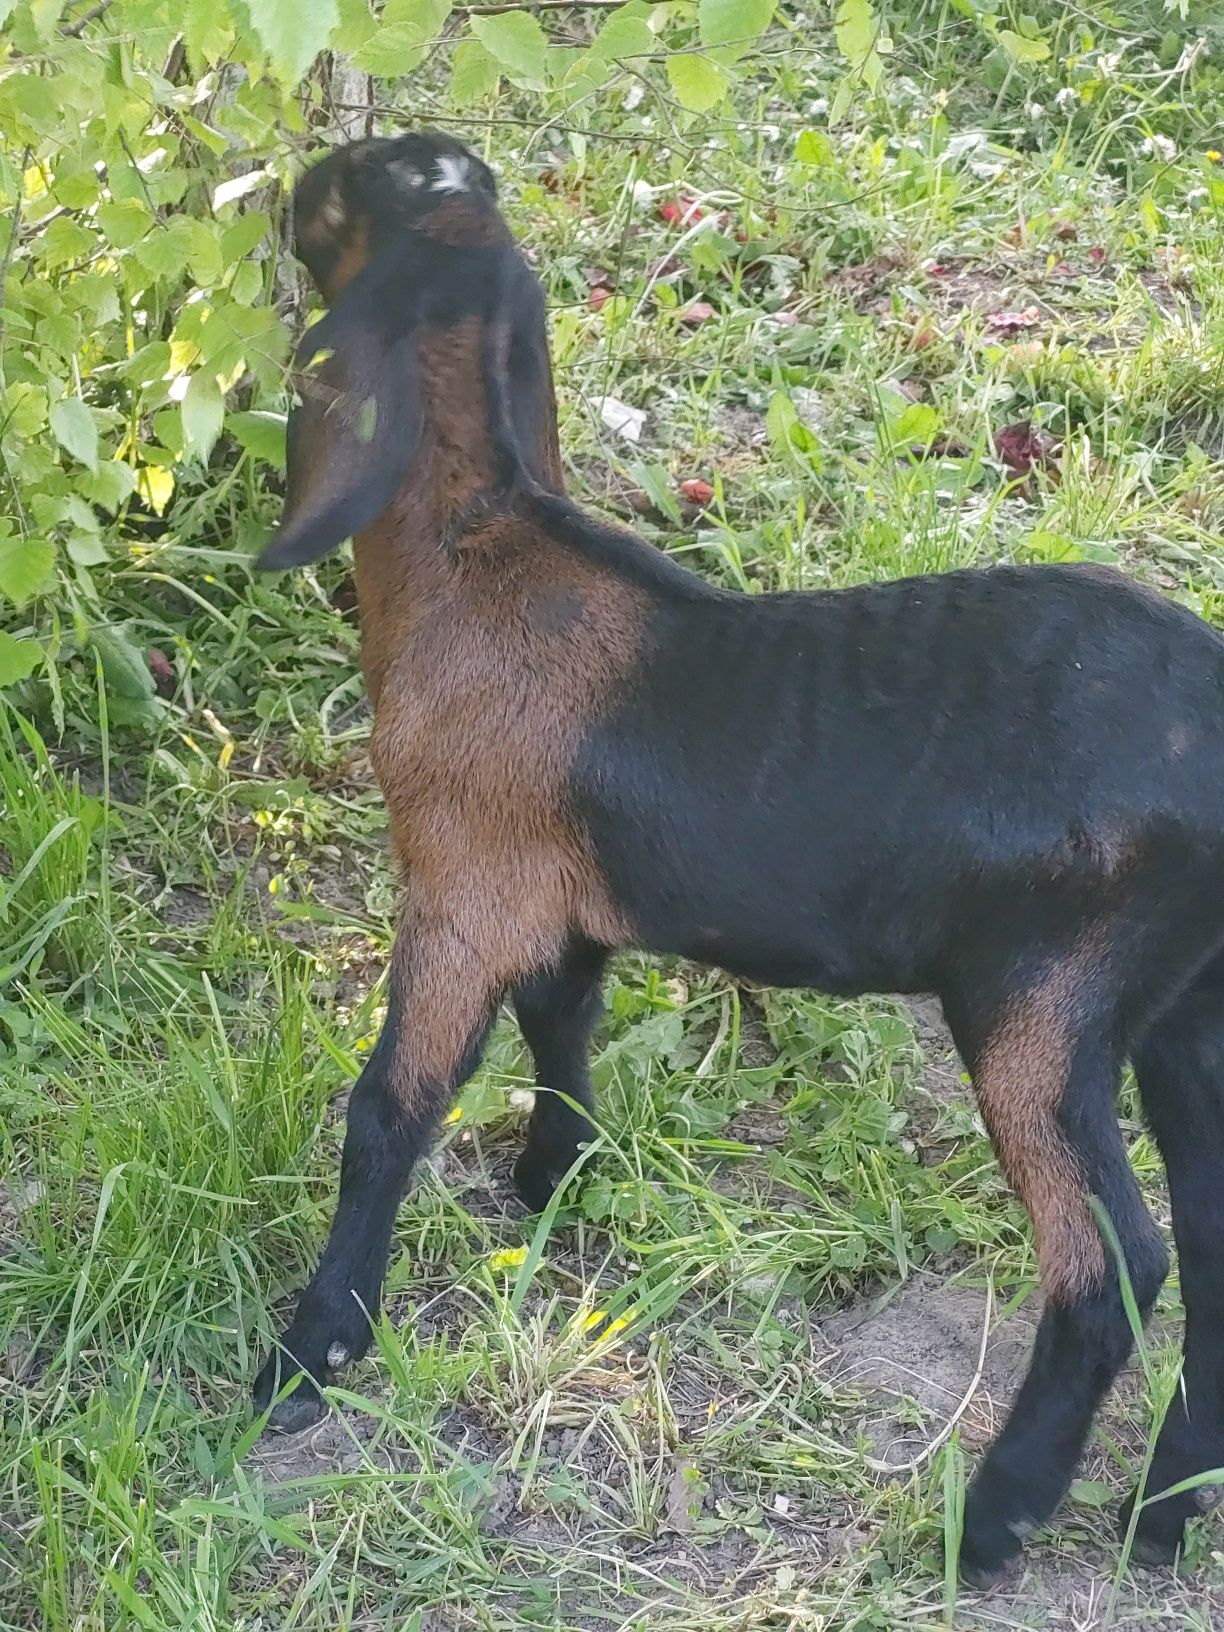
(254, 918, 498, 1432)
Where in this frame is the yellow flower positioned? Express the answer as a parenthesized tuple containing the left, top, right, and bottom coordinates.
(1207, 150, 1222, 163)
(488, 1245, 529, 1272)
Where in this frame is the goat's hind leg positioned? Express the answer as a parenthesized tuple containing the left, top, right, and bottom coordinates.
(254, 918, 498, 1432)
(943, 956, 1169, 1584)
(512, 939, 606, 1211)
(1125, 956, 1224, 1562)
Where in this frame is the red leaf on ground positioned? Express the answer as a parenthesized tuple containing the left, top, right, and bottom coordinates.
(678, 478, 715, 504)
(995, 421, 1061, 476)
(147, 647, 175, 695)
(909, 324, 937, 350)
(679, 301, 716, 324)
(1088, 246, 1107, 266)
(986, 305, 1041, 333)
(658, 193, 710, 228)
(588, 286, 613, 312)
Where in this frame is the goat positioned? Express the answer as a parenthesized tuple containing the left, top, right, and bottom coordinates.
(253, 130, 1224, 1583)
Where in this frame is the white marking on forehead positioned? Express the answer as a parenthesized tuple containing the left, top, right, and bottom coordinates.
(431, 153, 471, 193)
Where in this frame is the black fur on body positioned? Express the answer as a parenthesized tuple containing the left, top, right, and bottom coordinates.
(251, 131, 1224, 1584)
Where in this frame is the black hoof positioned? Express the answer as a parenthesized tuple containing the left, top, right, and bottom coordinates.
(957, 1551, 1010, 1592)
(957, 1522, 1023, 1591)
(267, 1379, 327, 1435)
(513, 1148, 570, 1213)
(253, 1349, 329, 1434)
(959, 1484, 1035, 1587)
(1120, 1489, 1187, 1568)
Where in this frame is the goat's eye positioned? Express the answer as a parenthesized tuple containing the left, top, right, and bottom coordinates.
(388, 159, 426, 191)
(320, 190, 347, 229)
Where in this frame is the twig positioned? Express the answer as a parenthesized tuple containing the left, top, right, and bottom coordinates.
(0, 145, 32, 361)
(457, 0, 626, 11)
(861, 1284, 995, 1476)
(117, 129, 157, 215)
(62, 0, 116, 38)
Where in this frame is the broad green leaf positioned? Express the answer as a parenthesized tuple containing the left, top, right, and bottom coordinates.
(1, 74, 62, 136)
(229, 410, 287, 466)
(698, 0, 775, 50)
(796, 129, 834, 164)
(180, 114, 229, 156)
(229, 261, 265, 305)
(50, 398, 98, 472)
(590, 7, 655, 59)
(248, 0, 340, 87)
(0, 535, 55, 606)
(182, 373, 224, 462)
(766, 390, 799, 447)
(334, 0, 376, 52)
(354, 0, 451, 74)
(182, 218, 225, 285)
(198, 302, 290, 386)
(64, 272, 120, 326)
(890, 402, 942, 444)
(91, 624, 155, 700)
(450, 37, 501, 103)
(80, 461, 137, 514)
(0, 633, 39, 688)
(131, 228, 193, 282)
(836, 0, 876, 64)
(29, 0, 64, 45)
(67, 533, 110, 567)
(37, 216, 96, 269)
(997, 28, 1050, 62)
(4, 383, 48, 437)
(184, 0, 235, 68)
(221, 211, 271, 266)
(666, 53, 729, 112)
(471, 12, 550, 87)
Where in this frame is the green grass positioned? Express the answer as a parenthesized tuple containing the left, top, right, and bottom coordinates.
(5, 3, 1224, 1627)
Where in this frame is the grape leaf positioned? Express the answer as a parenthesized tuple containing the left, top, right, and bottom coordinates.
(50, 398, 98, 471)
(248, 0, 339, 87)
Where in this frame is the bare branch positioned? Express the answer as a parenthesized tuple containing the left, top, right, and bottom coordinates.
(62, 0, 117, 39)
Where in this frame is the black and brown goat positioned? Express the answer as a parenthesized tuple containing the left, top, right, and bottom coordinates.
(254, 131, 1224, 1582)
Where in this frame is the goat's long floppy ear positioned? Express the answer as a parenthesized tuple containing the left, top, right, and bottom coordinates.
(258, 286, 420, 571)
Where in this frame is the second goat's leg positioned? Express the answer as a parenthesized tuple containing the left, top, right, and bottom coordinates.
(1125, 956, 1224, 1561)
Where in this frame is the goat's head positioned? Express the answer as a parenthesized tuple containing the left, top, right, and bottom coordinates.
(291, 131, 503, 301)
(260, 131, 560, 571)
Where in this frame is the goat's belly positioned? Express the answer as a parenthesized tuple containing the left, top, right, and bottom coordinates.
(656, 919, 935, 997)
